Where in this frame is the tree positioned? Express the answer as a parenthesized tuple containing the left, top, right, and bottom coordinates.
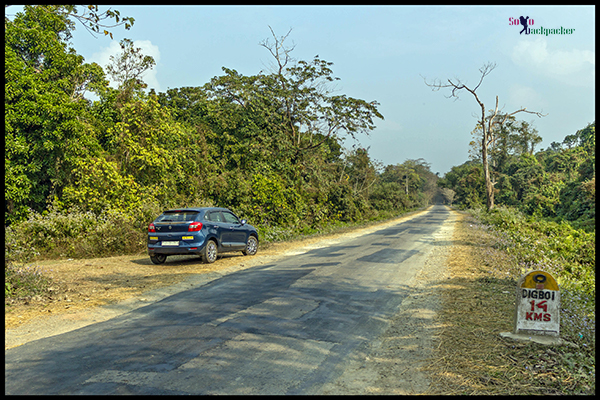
(468, 116, 543, 206)
(5, 5, 135, 40)
(106, 96, 201, 202)
(440, 188, 456, 206)
(194, 28, 385, 226)
(380, 163, 417, 195)
(438, 161, 486, 209)
(207, 27, 384, 157)
(342, 147, 379, 196)
(5, 5, 108, 224)
(378, 159, 437, 207)
(424, 63, 546, 211)
(470, 117, 542, 163)
(106, 38, 156, 91)
(63, 5, 134, 39)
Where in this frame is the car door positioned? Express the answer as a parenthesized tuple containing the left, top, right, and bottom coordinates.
(221, 211, 247, 250)
(205, 211, 227, 247)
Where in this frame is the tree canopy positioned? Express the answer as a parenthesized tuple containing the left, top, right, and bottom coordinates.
(440, 121, 595, 231)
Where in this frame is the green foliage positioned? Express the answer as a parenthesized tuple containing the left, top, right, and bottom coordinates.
(469, 116, 543, 164)
(106, 38, 155, 89)
(251, 173, 302, 226)
(557, 179, 595, 231)
(369, 182, 411, 211)
(106, 38, 156, 106)
(57, 157, 145, 215)
(500, 153, 563, 217)
(204, 49, 384, 155)
(155, 86, 210, 126)
(106, 95, 210, 206)
(342, 147, 379, 197)
(438, 161, 485, 209)
(5, 5, 107, 224)
(471, 206, 595, 296)
(327, 184, 364, 222)
(446, 120, 595, 232)
(381, 158, 439, 207)
(49, 5, 135, 39)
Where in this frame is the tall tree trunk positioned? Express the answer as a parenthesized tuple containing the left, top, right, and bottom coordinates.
(482, 135, 494, 211)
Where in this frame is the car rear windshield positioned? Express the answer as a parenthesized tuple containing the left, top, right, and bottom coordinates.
(156, 211, 199, 222)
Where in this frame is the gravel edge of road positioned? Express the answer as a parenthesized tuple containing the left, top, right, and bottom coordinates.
(318, 207, 457, 394)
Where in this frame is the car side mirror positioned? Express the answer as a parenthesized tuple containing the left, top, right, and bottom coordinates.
(240, 219, 247, 225)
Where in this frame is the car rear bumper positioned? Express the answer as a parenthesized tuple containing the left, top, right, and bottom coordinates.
(147, 240, 207, 256)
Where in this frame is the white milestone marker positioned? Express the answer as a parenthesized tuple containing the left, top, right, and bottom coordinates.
(514, 270, 560, 337)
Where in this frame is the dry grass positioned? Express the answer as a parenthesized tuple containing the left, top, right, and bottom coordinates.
(422, 211, 592, 395)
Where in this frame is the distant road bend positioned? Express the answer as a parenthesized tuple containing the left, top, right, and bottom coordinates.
(5, 205, 452, 395)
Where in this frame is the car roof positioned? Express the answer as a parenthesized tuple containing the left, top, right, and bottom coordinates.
(162, 207, 230, 213)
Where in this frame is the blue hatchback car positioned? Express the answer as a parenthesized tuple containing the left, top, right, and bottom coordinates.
(147, 207, 259, 265)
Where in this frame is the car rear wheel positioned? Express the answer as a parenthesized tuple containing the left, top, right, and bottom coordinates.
(242, 235, 258, 256)
(150, 254, 167, 265)
(202, 240, 218, 263)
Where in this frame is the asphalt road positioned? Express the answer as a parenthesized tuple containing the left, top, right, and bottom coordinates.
(5, 205, 451, 395)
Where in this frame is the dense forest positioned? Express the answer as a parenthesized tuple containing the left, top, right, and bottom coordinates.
(438, 118, 595, 232)
(5, 5, 594, 261)
(5, 5, 439, 262)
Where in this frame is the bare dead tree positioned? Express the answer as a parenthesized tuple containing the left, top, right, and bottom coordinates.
(258, 26, 295, 76)
(423, 63, 546, 211)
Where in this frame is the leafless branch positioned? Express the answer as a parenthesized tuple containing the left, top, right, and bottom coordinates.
(422, 62, 497, 101)
(259, 26, 295, 76)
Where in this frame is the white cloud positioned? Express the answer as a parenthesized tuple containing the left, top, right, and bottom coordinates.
(90, 39, 161, 92)
(511, 37, 594, 87)
(377, 118, 404, 133)
(507, 84, 547, 111)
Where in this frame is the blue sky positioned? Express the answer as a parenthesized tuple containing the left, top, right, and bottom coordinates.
(7, 5, 595, 175)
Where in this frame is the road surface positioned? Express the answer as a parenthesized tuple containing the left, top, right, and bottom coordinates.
(5, 205, 452, 394)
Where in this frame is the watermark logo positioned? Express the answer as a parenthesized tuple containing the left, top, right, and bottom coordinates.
(509, 16, 575, 36)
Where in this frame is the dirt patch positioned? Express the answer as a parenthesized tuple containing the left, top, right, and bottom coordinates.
(5, 245, 293, 331)
(420, 211, 513, 394)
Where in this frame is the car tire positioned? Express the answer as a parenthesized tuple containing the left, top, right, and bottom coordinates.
(150, 254, 167, 265)
(242, 235, 258, 256)
(202, 239, 218, 264)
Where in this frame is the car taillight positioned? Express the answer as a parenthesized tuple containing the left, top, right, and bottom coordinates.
(188, 222, 203, 232)
(148, 223, 156, 233)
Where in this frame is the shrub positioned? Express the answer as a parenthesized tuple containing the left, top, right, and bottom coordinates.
(58, 157, 145, 216)
(5, 206, 147, 263)
(5, 264, 53, 298)
(250, 173, 303, 226)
